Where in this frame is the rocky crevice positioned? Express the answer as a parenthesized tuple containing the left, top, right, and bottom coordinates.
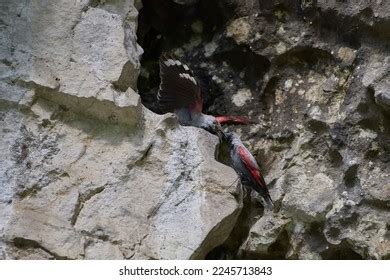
(11, 238, 71, 260)
(70, 186, 106, 226)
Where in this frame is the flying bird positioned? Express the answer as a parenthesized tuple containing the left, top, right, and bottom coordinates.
(157, 54, 253, 138)
(224, 131, 273, 209)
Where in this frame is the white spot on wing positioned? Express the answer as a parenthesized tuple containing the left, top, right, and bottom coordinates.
(183, 64, 189, 71)
(179, 72, 197, 85)
(164, 59, 176, 66)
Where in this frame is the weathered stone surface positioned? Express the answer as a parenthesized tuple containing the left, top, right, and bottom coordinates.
(0, 0, 242, 260)
(239, 213, 290, 257)
(231, 88, 252, 107)
(281, 170, 336, 222)
(226, 17, 251, 45)
(2, 0, 389, 260)
(0, 99, 241, 260)
(362, 56, 390, 112)
(0, 0, 143, 125)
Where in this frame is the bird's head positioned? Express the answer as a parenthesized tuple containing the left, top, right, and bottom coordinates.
(201, 116, 226, 141)
(222, 130, 234, 142)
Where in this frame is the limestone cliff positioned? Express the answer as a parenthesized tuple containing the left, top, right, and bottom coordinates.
(0, 0, 241, 259)
(0, 0, 389, 259)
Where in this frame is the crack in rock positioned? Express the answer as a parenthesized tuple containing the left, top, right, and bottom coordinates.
(12, 237, 71, 260)
(70, 186, 106, 226)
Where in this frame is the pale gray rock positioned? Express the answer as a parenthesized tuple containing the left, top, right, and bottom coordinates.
(0, 0, 242, 260)
(372, 79, 390, 112)
(239, 213, 290, 257)
(73, 112, 241, 260)
(0, 0, 143, 125)
(2, 0, 390, 261)
(282, 170, 336, 222)
(362, 56, 390, 111)
(1, 99, 241, 260)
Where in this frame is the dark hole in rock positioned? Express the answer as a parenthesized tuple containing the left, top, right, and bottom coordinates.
(328, 146, 343, 167)
(385, 224, 390, 239)
(344, 163, 359, 188)
(265, 229, 290, 259)
(321, 242, 364, 260)
(213, 45, 271, 90)
(304, 222, 330, 254)
(136, 0, 234, 114)
(364, 145, 380, 160)
(339, 211, 360, 225)
(306, 119, 329, 134)
(273, 47, 335, 68)
(263, 76, 280, 109)
(41, 119, 51, 128)
(329, 122, 347, 147)
(316, 9, 362, 49)
(327, 226, 341, 239)
(13, 238, 40, 249)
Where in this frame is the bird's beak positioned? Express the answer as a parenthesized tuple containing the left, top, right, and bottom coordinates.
(216, 125, 226, 142)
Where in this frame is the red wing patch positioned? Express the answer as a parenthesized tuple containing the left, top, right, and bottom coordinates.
(237, 146, 267, 189)
(189, 97, 203, 113)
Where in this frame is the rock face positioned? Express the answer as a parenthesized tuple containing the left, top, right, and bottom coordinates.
(0, 0, 242, 259)
(138, 0, 390, 259)
(1, 0, 389, 260)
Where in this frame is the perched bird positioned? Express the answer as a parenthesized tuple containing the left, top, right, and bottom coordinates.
(224, 131, 273, 209)
(157, 54, 252, 138)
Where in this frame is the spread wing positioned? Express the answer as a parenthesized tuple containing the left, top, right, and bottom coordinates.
(237, 146, 268, 190)
(158, 54, 203, 113)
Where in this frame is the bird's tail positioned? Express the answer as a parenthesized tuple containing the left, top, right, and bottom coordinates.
(262, 194, 274, 210)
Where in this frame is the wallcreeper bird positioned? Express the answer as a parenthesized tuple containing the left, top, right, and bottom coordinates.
(224, 131, 273, 209)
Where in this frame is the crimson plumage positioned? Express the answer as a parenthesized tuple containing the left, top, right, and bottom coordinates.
(224, 131, 273, 209)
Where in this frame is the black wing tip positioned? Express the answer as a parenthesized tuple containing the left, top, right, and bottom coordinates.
(157, 52, 202, 112)
(263, 194, 274, 210)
